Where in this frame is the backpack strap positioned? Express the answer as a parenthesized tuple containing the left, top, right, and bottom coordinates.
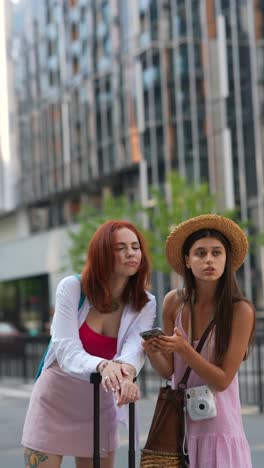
(74, 273, 86, 310)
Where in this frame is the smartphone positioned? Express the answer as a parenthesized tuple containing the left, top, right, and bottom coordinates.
(140, 327, 165, 340)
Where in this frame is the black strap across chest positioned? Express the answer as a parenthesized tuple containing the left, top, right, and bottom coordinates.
(177, 317, 215, 389)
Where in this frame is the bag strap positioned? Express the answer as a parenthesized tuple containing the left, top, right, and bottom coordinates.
(74, 273, 86, 310)
(177, 318, 215, 389)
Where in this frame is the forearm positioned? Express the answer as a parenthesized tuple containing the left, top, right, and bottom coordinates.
(147, 351, 173, 380)
(179, 341, 228, 391)
(53, 339, 102, 379)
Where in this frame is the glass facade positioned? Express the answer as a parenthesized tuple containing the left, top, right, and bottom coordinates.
(10, 0, 264, 305)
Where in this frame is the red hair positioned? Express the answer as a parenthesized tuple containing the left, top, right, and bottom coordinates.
(81, 220, 151, 313)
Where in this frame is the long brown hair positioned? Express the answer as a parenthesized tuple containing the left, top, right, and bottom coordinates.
(182, 229, 255, 365)
(81, 220, 151, 313)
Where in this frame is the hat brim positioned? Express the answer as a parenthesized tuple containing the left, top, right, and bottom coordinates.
(165, 214, 248, 275)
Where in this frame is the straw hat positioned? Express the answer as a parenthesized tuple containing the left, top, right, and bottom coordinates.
(165, 214, 248, 275)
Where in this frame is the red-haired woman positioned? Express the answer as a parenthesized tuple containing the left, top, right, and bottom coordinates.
(22, 220, 156, 468)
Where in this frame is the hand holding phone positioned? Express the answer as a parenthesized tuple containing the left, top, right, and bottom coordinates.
(140, 327, 165, 340)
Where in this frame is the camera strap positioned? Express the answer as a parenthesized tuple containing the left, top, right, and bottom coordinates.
(178, 299, 215, 458)
(177, 316, 215, 390)
(177, 313, 215, 458)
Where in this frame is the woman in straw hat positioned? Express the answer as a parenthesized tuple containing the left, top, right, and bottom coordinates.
(142, 214, 255, 468)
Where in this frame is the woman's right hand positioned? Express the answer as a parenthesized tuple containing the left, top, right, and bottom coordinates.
(141, 338, 161, 356)
(100, 361, 126, 393)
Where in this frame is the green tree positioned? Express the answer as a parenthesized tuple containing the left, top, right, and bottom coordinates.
(68, 171, 235, 273)
(139, 171, 221, 273)
(68, 193, 140, 272)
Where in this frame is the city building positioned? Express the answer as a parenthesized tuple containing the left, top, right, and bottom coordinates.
(0, 0, 18, 213)
(0, 0, 264, 332)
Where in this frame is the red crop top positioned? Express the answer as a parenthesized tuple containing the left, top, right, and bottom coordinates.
(79, 321, 117, 360)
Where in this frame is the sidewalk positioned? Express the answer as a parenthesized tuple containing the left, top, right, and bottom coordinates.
(0, 377, 33, 399)
(1, 378, 264, 467)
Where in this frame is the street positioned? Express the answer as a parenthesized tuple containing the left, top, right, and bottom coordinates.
(0, 379, 264, 467)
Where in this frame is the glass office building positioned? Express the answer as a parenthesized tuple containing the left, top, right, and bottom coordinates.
(9, 0, 264, 307)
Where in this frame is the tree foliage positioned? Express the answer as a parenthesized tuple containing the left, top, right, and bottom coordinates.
(139, 172, 219, 272)
(68, 171, 239, 273)
(68, 194, 140, 272)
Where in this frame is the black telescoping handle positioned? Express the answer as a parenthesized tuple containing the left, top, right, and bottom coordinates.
(90, 373, 102, 468)
(128, 398, 135, 468)
(90, 372, 136, 468)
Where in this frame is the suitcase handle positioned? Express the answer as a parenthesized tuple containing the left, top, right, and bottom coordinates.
(90, 372, 136, 468)
(90, 373, 101, 468)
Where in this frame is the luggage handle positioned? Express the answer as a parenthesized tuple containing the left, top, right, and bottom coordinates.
(90, 372, 136, 468)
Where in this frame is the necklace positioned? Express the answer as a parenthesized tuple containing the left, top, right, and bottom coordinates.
(111, 297, 122, 312)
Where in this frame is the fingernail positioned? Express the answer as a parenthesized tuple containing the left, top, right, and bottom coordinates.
(116, 386, 120, 391)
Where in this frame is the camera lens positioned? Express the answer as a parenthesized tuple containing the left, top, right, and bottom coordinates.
(194, 398, 210, 415)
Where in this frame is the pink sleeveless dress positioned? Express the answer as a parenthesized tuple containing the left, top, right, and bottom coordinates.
(172, 307, 252, 468)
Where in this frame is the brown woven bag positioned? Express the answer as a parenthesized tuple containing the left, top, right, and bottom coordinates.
(140, 319, 214, 468)
(140, 385, 188, 467)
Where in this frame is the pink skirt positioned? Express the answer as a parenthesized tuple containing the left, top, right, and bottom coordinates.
(21, 362, 119, 457)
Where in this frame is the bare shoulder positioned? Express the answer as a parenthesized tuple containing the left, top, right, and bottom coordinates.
(162, 289, 184, 323)
(233, 300, 255, 331)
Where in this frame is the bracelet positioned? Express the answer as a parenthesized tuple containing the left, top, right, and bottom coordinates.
(98, 360, 110, 375)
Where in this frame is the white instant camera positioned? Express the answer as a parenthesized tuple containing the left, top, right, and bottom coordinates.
(185, 385, 217, 421)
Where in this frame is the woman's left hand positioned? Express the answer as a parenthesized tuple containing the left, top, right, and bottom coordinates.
(115, 379, 140, 407)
